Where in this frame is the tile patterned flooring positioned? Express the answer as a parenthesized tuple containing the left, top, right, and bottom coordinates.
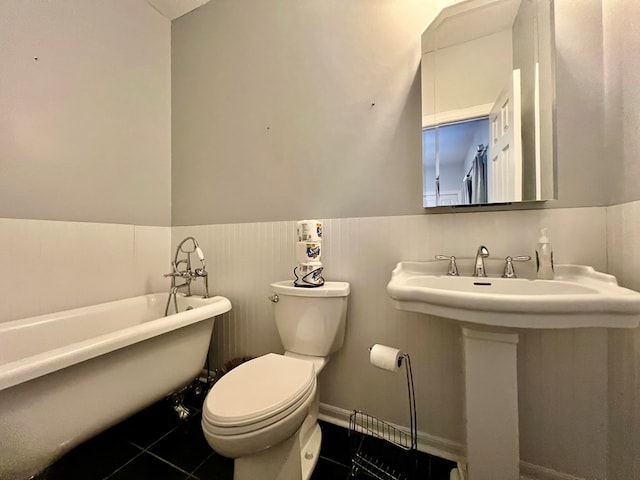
(35, 391, 456, 480)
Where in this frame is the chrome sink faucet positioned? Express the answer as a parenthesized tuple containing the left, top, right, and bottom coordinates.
(473, 245, 490, 277)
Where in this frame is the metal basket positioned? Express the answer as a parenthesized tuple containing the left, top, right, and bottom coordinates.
(349, 352, 417, 480)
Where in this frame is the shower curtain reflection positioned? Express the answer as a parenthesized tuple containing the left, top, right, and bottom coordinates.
(462, 144, 488, 204)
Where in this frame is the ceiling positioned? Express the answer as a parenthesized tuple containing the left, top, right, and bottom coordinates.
(144, 0, 212, 20)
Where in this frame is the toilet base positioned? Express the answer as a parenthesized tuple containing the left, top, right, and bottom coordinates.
(301, 422, 321, 480)
(233, 421, 322, 480)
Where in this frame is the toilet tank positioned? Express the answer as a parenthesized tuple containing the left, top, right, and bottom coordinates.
(270, 281, 350, 357)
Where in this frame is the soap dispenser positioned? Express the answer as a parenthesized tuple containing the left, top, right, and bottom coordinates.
(535, 228, 554, 280)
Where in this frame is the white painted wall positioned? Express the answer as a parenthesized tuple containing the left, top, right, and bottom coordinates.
(1, 0, 640, 479)
(603, 0, 640, 478)
(0, 0, 171, 226)
(167, 1, 635, 478)
(171, 0, 472, 225)
(0, 0, 173, 362)
(553, 0, 609, 208)
(603, 0, 640, 207)
(172, 0, 613, 227)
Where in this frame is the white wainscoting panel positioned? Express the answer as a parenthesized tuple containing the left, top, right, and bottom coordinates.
(173, 206, 611, 478)
(606, 200, 640, 479)
(0, 218, 170, 323)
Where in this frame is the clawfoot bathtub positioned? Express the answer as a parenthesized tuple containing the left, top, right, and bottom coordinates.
(0, 293, 231, 480)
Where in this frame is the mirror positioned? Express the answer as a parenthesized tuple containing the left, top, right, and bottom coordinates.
(421, 0, 555, 207)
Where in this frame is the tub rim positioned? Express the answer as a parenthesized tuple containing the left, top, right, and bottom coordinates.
(0, 293, 231, 391)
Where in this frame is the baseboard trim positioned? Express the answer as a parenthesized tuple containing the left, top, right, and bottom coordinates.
(520, 461, 590, 480)
(318, 403, 465, 464)
(319, 403, 591, 480)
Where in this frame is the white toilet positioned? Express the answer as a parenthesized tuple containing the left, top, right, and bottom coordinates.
(201, 280, 350, 480)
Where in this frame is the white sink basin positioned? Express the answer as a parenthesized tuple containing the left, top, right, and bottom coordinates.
(387, 261, 640, 329)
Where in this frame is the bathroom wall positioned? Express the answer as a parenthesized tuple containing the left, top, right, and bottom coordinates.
(0, 219, 170, 323)
(173, 207, 611, 478)
(607, 200, 640, 479)
(171, 0, 451, 225)
(169, 1, 640, 478)
(0, 1, 173, 322)
(1, 0, 637, 479)
(553, 0, 609, 208)
(0, 0, 172, 226)
(603, 0, 640, 478)
(171, 0, 610, 227)
(603, 0, 640, 207)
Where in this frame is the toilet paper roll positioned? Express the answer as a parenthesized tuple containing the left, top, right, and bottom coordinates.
(296, 241, 321, 262)
(369, 344, 402, 372)
(296, 220, 323, 242)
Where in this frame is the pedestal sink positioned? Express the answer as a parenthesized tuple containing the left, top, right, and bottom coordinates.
(387, 261, 640, 480)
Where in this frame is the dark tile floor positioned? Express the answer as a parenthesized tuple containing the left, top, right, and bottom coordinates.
(35, 390, 456, 480)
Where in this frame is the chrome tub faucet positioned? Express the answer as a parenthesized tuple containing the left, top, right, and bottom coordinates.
(164, 236, 210, 316)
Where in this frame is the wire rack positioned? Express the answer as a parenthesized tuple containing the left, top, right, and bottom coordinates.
(349, 352, 417, 480)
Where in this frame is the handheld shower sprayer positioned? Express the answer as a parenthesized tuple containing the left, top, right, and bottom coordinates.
(195, 246, 205, 265)
(194, 245, 207, 277)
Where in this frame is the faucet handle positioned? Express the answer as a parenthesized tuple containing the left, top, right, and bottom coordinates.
(193, 268, 208, 277)
(502, 255, 532, 278)
(435, 255, 459, 276)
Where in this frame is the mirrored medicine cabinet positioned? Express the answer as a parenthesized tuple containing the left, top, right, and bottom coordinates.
(421, 0, 556, 208)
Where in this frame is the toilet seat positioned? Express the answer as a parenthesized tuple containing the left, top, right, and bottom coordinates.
(203, 353, 316, 436)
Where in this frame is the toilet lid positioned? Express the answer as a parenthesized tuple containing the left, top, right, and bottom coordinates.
(203, 353, 315, 431)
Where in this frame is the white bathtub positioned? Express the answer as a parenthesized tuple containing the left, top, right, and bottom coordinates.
(0, 293, 232, 480)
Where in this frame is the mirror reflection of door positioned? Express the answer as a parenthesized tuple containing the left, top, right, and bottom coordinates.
(488, 69, 523, 203)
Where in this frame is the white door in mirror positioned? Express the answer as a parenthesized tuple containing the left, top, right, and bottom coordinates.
(489, 69, 523, 203)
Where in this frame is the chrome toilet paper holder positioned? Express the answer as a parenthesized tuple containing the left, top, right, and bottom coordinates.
(368, 344, 407, 369)
(349, 346, 417, 480)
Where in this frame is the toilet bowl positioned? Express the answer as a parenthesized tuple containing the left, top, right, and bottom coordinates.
(202, 353, 322, 480)
(201, 280, 349, 480)
(202, 353, 316, 455)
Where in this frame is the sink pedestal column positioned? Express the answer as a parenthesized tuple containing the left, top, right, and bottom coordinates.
(462, 328, 520, 480)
